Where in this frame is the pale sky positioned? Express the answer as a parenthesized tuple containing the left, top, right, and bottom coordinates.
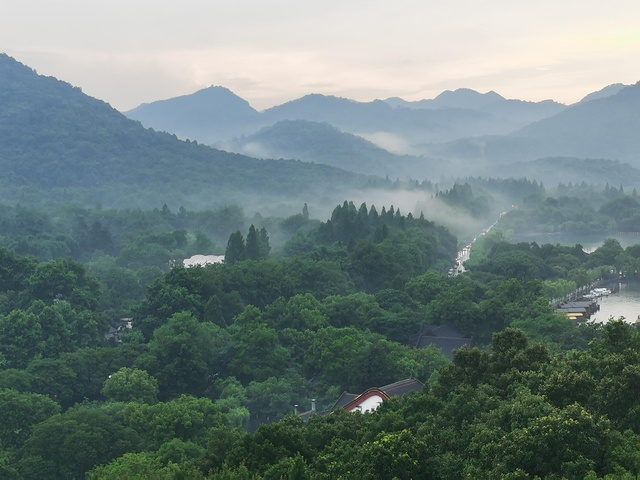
(2, 0, 640, 111)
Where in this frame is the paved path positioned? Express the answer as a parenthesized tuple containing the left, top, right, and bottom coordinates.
(449, 207, 515, 276)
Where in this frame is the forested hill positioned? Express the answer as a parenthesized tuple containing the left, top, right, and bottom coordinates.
(423, 81, 640, 166)
(0, 54, 367, 209)
(125, 86, 262, 143)
(226, 120, 432, 179)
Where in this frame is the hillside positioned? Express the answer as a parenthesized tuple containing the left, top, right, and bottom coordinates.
(124, 90, 539, 149)
(259, 94, 516, 144)
(225, 119, 434, 179)
(0, 54, 369, 211)
(386, 88, 505, 111)
(579, 83, 626, 103)
(125, 86, 262, 143)
(386, 89, 566, 128)
(418, 82, 640, 171)
(511, 81, 640, 162)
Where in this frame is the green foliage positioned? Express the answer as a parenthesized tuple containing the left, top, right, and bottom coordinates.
(18, 406, 139, 480)
(143, 312, 232, 398)
(225, 231, 246, 266)
(4, 189, 640, 479)
(436, 182, 491, 218)
(26, 258, 101, 310)
(123, 395, 223, 450)
(88, 452, 185, 480)
(229, 317, 291, 383)
(101, 367, 159, 404)
(0, 389, 60, 449)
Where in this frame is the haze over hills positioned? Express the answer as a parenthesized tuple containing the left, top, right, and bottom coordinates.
(261, 94, 522, 146)
(384, 89, 566, 131)
(3, 51, 640, 210)
(0, 54, 370, 212)
(125, 86, 263, 145)
(385, 89, 506, 110)
(224, 119, 434, 179)
(493, 158, 640, 187)
(513, 81, 640, 161)
(122, 81, 640, 187)
(124, 88, 561, 151)
(420, 81, 640, 168)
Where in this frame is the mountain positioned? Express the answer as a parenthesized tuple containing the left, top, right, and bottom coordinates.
(224, 119, 434, 179)
(418, 82, 640, 169)
(510, 82, 640, 161)
(387, 89, 505, 110)
(384, 89, 566, 126)
(125, 90, 543, 149)
(579, 83, 626, 103)
(261, 94, 392, 127)
(261, 94, 515, 145)
(0, 54, 369, 211)
(125, 86, 262, 143)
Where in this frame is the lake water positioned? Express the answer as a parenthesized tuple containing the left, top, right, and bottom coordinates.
(590, 281, 640, 324)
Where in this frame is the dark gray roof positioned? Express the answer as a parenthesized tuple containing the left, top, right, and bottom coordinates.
(327, 392, 359, 413)
(324, 377, 423, 415)
(431, 324, 465, 339)
(416, 336, 473, 360)
(380, 377, 423, 398)
(298, 410, 316, 421)
(562, 301, 593, 307)
(409, 323, 466, 347)
(556, 307, 587, 314)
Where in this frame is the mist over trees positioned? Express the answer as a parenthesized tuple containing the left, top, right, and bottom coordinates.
(3, 52, 640, 478)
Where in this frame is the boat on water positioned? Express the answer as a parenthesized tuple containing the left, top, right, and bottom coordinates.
(593, 288, 612, 295)
(582, 288, 612, 300)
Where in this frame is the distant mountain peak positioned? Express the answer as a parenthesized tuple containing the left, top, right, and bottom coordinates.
(579, 83, 627, 104)
(123, 83, 260, 143)
(0, 55, 365, 208)
(283, 93, 357, 105)
(431, 88, 505, 109)
(129, 85, 255, 113)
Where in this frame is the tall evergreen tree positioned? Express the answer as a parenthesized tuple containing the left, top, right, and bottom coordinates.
(225, 231, 245, 266)
(245, 225, 261, 261)
(259, 227, 271, 259)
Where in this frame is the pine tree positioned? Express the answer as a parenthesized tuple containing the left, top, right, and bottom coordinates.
(259, 227, 271, 259)
(225, 231, 245, 266)
(245, 225, 261, 260)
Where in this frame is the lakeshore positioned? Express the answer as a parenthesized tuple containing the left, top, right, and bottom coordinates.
(590, 281, 640, 323)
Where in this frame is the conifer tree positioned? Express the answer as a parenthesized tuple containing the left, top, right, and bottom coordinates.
(259, 227, 271, 259)
(245, 225, 261, 260)
(225, 231, 245, 266)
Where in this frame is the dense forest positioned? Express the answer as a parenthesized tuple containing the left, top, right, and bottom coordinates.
(1, 187, 640, 478)
(2, 52, 640, 479)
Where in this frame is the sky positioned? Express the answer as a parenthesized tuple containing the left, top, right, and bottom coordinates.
(2, 0, 640, 112)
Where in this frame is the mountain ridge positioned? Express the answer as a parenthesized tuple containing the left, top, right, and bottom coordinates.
(0, 53, 370, 211)
(224, 119, 434, 179)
